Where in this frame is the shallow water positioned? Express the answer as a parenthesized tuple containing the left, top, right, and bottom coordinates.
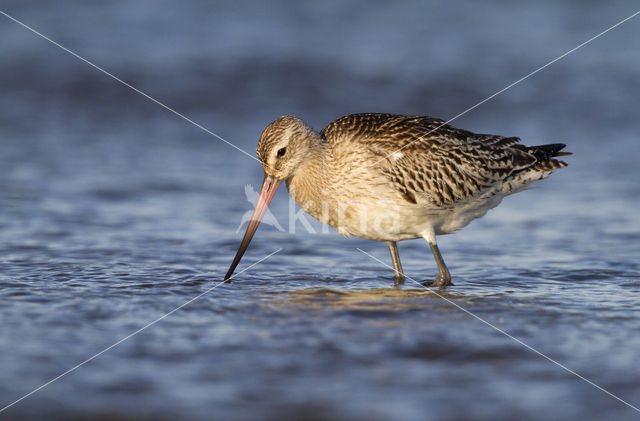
(2, 1, 640, 420)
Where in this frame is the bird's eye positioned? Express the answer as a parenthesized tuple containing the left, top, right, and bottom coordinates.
(277, 147, 286, 157)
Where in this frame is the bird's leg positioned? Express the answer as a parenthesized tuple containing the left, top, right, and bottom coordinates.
(423, 241, 453, 288)
(386, 241, 405, 285)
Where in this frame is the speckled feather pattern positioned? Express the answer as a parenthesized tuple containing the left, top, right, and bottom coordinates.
(256, 113, 569, 241)
(320, 113, 568, 207)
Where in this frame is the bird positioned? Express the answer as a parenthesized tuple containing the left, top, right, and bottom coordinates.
(224, 113, 570, 287)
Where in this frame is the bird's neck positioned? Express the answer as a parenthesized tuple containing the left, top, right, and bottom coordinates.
(285, 134, 333, 224)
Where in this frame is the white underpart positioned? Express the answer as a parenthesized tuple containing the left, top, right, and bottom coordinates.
(502, 169, 553, 195)
(335, 183, 508, 242)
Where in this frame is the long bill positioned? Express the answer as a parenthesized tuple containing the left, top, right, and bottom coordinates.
(224, 174, 282, 281)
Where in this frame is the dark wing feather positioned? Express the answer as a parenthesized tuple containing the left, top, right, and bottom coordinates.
(322, 113, 568, 206)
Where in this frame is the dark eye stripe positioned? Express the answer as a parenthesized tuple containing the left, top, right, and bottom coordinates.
(277, 147, 286, 157)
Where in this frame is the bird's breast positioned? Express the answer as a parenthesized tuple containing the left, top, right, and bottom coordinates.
(285, 164, 423, 241)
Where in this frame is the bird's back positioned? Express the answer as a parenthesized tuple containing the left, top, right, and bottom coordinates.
(320, 113, 570, 208)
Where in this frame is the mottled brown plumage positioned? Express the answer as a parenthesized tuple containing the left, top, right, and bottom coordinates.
(225, 113, 570, 287)
(320, 113, 568, 207)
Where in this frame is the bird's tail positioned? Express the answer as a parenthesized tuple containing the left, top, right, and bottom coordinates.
(524, 143, 572, 171)
(501, 143, 571, 195)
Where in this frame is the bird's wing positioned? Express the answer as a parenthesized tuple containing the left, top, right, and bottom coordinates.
(321, 113, 539, 206)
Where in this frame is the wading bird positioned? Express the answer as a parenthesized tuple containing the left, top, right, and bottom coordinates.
(224, 113, 570, 287)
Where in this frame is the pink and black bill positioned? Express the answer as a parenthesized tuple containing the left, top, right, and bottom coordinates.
(224, 174, 282, 281)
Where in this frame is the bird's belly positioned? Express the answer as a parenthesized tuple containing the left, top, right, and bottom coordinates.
(293, 190, 417, 241)
(300, 189, 505, 242)
(288, 168, 505, 241)
(328, 201, 422, 241)
(434, 191, 504, 235)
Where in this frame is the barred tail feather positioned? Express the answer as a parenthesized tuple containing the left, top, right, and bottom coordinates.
(501, 144, 571, 196)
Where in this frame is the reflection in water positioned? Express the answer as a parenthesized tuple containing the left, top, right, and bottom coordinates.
(270, 287, 475, 313)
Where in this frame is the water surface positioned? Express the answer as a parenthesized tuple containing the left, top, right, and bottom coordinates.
(1, 1, 640, 420)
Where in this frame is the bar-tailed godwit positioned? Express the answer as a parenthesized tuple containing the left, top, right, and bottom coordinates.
(225, 113, 570, 287)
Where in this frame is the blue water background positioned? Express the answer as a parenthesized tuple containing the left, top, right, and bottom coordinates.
(1, 1, 640, 420)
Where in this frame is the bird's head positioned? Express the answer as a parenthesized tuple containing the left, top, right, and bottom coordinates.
(257, 115, 315, 181)
(224, 115, 318, 281)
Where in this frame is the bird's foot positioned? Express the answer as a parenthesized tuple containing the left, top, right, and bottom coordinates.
(421, 273, 453, 288)
(393, 274, 405, 286)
